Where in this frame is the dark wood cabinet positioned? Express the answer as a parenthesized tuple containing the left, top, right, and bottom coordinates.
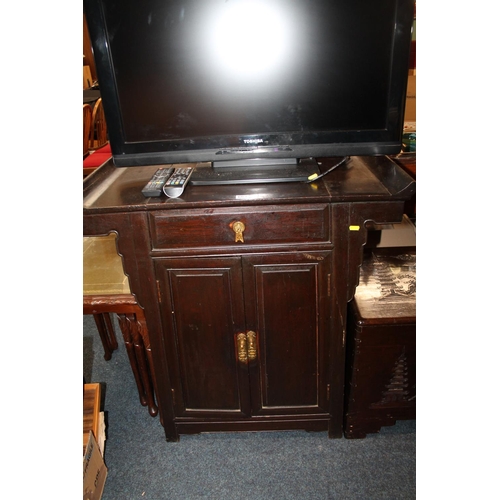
(151, 199, 334, 435)
(83, 155, 415, 441)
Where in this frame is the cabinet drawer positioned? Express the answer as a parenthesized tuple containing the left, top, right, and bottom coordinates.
(150, 204, 331, 250)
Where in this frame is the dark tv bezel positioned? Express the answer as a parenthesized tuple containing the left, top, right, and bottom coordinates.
(84, 0, 414, 167)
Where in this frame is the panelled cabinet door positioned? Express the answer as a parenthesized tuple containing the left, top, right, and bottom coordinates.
(242, 252, 332, 416)
(155, 252, 332, 421)
(154, 256, 251, 418)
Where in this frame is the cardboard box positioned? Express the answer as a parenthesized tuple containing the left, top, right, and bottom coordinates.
(83, 431, 107, 500)
(83, 384, 106, 455)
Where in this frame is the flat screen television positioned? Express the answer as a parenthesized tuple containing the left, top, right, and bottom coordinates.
(84, 0, 414, 184)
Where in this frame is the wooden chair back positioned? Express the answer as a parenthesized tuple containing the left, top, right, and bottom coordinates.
(83, 104, 92, 157)
(90, 98, 108, 149)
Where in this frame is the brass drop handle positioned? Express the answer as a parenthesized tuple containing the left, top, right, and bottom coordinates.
(236, 333, 248, 363)
(230, 221, 246, 243)
(246, 331, 257, 361)
(236, 331, 257, 364)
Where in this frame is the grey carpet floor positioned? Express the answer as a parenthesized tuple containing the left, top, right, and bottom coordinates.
(83, 314, 416, 500)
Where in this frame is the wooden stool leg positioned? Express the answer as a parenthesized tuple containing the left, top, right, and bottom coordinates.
(93, 313, 117, 361)
(103, 313, 118, 350)
(117, 313, 148, 407)
(135, 309, 160, 422)
(117, 312, 159, 418)
(133, 316, 159, 417)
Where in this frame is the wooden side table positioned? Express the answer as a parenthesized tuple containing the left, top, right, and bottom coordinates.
(84, 234, 158, 417)
(344, 247, 416, 438)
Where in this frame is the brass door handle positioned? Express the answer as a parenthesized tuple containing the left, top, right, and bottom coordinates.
(246, 331, 257, 361)
(236, 333, 248, 363)
(230, 221, 246, 243)
(236, 331, 257, 364)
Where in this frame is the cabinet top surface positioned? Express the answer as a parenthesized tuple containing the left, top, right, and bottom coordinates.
(83, 156, 415, 214)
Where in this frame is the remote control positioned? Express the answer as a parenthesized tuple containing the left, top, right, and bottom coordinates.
(163, 167, 194, 198)
(141, 167, 175, 197)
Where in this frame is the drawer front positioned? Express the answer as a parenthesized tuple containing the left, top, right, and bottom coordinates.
(150, 204, 330, 250)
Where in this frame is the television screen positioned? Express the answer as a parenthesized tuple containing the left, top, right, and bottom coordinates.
(84, 0, 414, 179)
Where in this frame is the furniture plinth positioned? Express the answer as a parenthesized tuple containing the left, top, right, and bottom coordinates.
(343, 247, 416, 438)
(83, 155, 415, 442)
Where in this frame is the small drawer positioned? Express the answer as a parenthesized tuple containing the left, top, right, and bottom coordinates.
(150, 204, 331, 250)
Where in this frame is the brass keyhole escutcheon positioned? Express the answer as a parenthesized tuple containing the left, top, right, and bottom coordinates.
(231, 221, 246, 243)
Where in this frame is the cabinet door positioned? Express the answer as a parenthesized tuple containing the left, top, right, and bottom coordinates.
(155, 257, 251, 417)
(242, 252, 332, 416)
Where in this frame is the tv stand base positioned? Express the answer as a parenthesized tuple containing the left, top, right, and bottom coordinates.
(190, 157, 319, 185)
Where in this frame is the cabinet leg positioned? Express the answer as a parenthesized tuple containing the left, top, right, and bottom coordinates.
(163, 423, 180, 442)
(328, 419, 343, 439)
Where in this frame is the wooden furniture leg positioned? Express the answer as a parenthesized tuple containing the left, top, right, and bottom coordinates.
(117, 312, 160, 417)
(135, 308, 161, 424)
(117, 313, 147, 407)
(92, 313, 118, 360)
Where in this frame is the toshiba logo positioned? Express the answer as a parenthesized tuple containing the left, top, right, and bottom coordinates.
(243, 139, 264, 144)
